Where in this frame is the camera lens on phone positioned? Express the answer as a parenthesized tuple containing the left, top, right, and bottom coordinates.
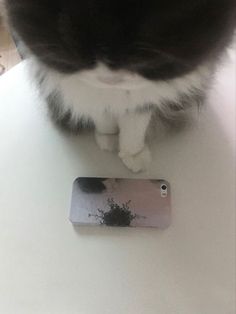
(161, 184, 167, 191)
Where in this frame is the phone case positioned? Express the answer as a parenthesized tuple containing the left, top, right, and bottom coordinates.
(69, 178, 171, 228)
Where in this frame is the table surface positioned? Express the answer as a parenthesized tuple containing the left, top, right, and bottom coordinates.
(0, 51, 235, 314)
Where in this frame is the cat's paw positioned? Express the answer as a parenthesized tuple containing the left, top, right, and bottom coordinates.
(95, 132, 118, 152)
(119, 146, 151, 172)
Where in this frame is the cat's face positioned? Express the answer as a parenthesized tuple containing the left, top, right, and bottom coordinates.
(5, 0, 236, 86)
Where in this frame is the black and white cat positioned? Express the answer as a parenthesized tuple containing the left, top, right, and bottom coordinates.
(4, 0, 236, 172)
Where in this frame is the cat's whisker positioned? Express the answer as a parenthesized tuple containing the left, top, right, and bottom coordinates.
(135, 45, 191, 68)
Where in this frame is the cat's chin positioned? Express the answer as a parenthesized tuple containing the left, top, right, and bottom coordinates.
(77, 75, 149, 90)
(75, 63, 150, 90)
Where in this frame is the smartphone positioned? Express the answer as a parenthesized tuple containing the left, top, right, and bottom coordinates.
(69, 177, 171, 229)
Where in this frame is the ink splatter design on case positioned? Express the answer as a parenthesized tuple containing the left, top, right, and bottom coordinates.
(89, 198, 146, 227)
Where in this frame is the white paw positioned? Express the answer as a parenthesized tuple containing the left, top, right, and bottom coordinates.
(95, 132, 118, 152)
(119, 146, 151, 172)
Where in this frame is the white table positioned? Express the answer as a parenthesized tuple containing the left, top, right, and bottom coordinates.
(0, 51, 235, 314)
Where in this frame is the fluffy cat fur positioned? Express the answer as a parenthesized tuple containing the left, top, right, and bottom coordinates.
(4, 0, 236, 172)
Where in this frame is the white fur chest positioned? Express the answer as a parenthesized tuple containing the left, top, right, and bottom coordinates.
(33, 60, 210, 121)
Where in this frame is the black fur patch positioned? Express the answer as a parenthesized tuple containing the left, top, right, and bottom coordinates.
(158, 87, 206, 129)
(5, 0, 236, 80)
(47, 91, 94, 133)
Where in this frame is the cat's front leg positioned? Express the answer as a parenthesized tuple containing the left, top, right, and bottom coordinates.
(118, 111, 152, 172)
(94, 112, 119, 152)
